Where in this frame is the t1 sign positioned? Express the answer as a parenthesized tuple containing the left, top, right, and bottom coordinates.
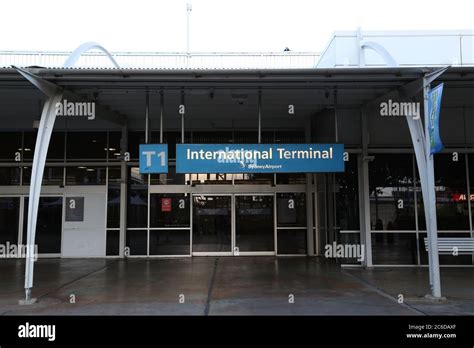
(139, 144, 168, 174)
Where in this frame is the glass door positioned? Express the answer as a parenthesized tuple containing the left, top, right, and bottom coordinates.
(0, 197, 21, 246)
(192, 195, 232, 255)
(234, 194, 275, 255)
(23, 196, 63, 256)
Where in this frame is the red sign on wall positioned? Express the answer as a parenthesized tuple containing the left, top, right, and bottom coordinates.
(161, 198, 172, 212)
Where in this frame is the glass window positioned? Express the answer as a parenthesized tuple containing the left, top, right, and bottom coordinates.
(274, 130, 305, 143)
(127, 167, 148, 228)
(107, 132, 122, 161)
(277, 229, 306, 255)
(106, 230, 120, 256)
(233, 173, 274, 185)
(0, 132, 22, 162)
(470, 154, 474, 228)
(371, 233, 417, 265)
(149, 230, 190, 255)
(335, 154, 359, 230)
(276, 173, 306, 185)
(126, 230, 147, 255)
(277, 193, 306, 227)
(188, 173, 233, 185)
(23, 132, 65, 161)
(128, 131, 146, 160)
(66, 166, 106, 185)
(150, 165, 187, 185)
(66, 132, 107, 160)
(23, 166, 64, 186)
(191, 131, 233, 143)
(23, 197, 63, 254)
(0, 167, 21, 185)
(235, 195, 274, 252)
(423, 154, 469, 230)
(0, 197, 20, 245)
(107, 185, 120, 229)
(107, 167, 121, 229)
(192, 195, 232, 253)
(335, 232, 361, 264)
(233, 131, 258, 144)
(369, 154, 416, 231)
(150, 193, 190, 228)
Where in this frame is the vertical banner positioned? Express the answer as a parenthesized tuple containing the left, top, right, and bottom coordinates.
(428, 83, 444, 155)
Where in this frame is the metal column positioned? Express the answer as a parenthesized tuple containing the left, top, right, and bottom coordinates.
(358, 108, 373, 267)
(305, 115, 315, 255)
(119, 126, 128, 258)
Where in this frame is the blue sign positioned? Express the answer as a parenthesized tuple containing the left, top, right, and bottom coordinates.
(428, 83, 444, 155)
(139, 144, 168, 174)
(176, 144, 344, 173)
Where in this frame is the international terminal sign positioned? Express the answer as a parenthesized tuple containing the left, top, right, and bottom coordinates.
(175, 144, 344, 173)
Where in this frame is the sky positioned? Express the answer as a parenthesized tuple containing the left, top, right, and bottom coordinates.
(1, 0, 473, 53)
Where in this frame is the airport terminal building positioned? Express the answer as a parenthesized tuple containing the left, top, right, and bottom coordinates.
(0, 30, 473, 267)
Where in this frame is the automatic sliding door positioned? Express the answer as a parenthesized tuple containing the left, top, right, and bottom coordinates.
(235, 195, 275, 253)
(192, 195, 232, 254)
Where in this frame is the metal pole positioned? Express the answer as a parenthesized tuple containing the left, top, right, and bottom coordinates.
(258, 90, 262, 144)
(160, 90, 164, 144)
(181, 90, 185, 144)
(119, 126, 128, 259)
(186, 3, 192, 66)
(423, 81, 442, 298)
(305, 115, 314, 255)
(145, 91, 149, 144)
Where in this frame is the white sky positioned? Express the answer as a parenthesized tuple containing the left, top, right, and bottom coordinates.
(1, 0, 473, 52)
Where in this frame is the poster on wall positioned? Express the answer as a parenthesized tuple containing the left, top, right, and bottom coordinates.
(161, 198, 172, 212)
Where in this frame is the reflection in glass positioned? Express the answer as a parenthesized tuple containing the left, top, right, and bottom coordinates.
(0, 167, 21, 185)
(277, 229, 306, 254)
(433, 154, 469, 230)
(106, 230, 120, 256)
(0, 197, 20, 245)
(335, 154, 360, 230)
(371, 233, 417, 265)
(150, 165, 186, 185)
(150, 230, 190, 255)
(0, 132, 22, 161)
(369, 154, 416, 230)
(66, 167, 106, 185)
(127, 168, 148, 228)
(23, 132, 65, 161)
(150, 194, 190, 228)
(235, 195, 274, 252)
(192, 195, 231, 252)
(277, 193, 306, 227)
(126, 230, 147, 255)
(23, 197, 63, 254)
(23, 166, 64, 186)
(66, 132, 107, 160)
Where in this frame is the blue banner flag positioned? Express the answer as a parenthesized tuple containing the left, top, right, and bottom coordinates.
(428, 83, 444, 155)
(176, 144, 344, 173)
(139, 144, 168, 174)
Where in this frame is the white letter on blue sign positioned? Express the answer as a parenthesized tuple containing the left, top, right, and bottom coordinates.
(143, 151, 155, 167)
